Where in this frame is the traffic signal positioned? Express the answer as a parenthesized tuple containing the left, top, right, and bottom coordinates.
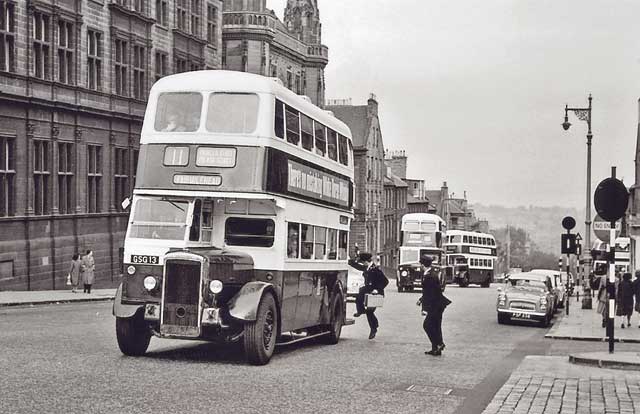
(561, 233, 577, 254)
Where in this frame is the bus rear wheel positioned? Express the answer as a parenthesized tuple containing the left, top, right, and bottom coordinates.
(323, 293, 344, 345)
(115, 313, 151, 356)
(244, 292, 278, 365)
(458, 274, 470, 288)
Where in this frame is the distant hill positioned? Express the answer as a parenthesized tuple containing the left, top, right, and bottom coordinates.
(471, 204, 585, 255)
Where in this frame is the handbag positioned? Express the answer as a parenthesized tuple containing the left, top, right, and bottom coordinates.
(364, 293, 384, 309)
(66, 273, 72, 286)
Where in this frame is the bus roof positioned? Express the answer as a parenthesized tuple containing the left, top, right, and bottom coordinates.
(447, 229, 495, 239)
(401, 213, 445, 223)
(150, 70, 352, 139)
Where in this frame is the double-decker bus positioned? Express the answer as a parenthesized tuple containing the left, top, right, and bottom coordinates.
(592, 237, 630, 275)
(396, 213, 446, 292)
(113, 71, 354, 365)
(444, 230, 497, 287)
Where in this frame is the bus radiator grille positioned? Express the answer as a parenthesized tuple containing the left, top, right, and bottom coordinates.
(161, 261, 201, 336)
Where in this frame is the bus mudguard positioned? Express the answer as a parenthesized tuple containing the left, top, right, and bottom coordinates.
(228, 281, 276, 321)
(112, 284, 144, 318)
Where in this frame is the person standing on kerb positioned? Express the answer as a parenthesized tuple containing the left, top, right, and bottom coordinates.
(417, 255, 451, 356)
(348, 249, 389, 340)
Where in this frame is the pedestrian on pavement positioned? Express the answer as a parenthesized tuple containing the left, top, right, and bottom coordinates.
(68, 253, 82, 293)
(617, 272, 634, 328)
(81, 250, 95, 294)
(633, 271, 640, 328)
(416, 255, 451, 356)
(348, 249, 389, 340)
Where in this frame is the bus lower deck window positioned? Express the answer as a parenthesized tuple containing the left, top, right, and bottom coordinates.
(225, 217, 274, 247)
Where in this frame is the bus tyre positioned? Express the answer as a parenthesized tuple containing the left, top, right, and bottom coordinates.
(459, 275, 469, 288)
(481, 278, 491, 288)
(115, 313, 151, 356)
(323, 293, 344, 345)
(244, 292, 278, 365)
(497, 313, 509, 324)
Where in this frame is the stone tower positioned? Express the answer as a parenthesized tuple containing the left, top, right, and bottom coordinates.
(284, 0, 322, 44)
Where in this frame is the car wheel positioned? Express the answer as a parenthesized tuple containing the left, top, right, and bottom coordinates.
(115, 312, 152, 356)
(497, 313, 510, 324)
(322, 293, 344, 345)
(244, 292, 278, 365)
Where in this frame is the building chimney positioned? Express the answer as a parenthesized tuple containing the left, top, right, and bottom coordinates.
(367, 93, 378, 117)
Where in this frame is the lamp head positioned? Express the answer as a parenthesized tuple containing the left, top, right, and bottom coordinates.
(562, 114, 571, 131)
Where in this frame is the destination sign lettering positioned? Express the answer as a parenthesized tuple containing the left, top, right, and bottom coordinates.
(173, 174, 222, 186)
(287, 160, 350, 207)
(196, 147, 237, 167)
(469, 247, 492, 255)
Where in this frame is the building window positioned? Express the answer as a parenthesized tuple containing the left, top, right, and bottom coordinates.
(175, 57, 187, 73)
(114, 39, 128, 96)
(33, 140, 50, 215)
(87, 30, 102, 91)
(114, 148, 129, 212)
(206, 4, 217, 44)
(57, 20, 74, 84)
(190, 0, 201, 36)
(176, 0, 187, 31)
(57, 142, 74, 214)
(87, 145, 102, 213)
(133, 0, 144, 14)
(156, 0, 167, 26)
(133, 45, 146, 99)
(32, 11, 51, 79)
(0, 1, 15, 73)
(155, 51, 167, 81)
(0, 137, 15, 217)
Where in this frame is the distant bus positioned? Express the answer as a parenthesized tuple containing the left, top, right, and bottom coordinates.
(592, 237, 630, 275)
(396, 213, 446, 292)
(444, 230, 497, 287)
(113, 70, 354, 365)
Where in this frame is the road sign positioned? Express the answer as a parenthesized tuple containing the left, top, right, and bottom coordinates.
(562, 216, 576, 230)
(593, 214, 621, 244)
(594, 177, 629, 222)
(561, 233, 577, 254)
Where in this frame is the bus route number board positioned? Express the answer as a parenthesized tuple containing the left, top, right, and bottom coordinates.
(131, 255, 160, 265)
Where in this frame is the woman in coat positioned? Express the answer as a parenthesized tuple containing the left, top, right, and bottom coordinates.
(69, 254, 82, 293)
(81, 250, 95, 294)
(617, 272, 635, 328)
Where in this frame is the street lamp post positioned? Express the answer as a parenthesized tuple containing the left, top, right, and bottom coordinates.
(562, 94, 593, 309)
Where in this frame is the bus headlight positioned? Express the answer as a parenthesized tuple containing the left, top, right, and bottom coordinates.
(127, 265, 136, 275)
(401, 270, 408, 277)
(143, 276, 158, 291)
(209, 280, 223, 294)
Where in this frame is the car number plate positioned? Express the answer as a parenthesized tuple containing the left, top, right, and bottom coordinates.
(131, 255, 159, 265)
(511, 312, 531, 319)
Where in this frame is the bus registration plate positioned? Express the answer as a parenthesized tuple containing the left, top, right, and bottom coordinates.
(131, 255, 159, 265)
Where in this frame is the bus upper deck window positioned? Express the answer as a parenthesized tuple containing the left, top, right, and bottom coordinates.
(274, 99, 285, 138)
(285, 105, 300, 145)
(206, 93, 259, 134)
(314, 121, 326, 156)
(225, 217, 274, 247)
(327, 129, 337, 161)
(338, 134, 348, 166)
(155, 92, 203, 132)
(301, 113, 314, 151)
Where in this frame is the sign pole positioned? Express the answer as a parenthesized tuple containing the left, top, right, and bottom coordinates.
(607, 223, 616, 353)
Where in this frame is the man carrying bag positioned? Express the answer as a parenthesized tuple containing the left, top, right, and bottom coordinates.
(348, 250, 389, 340)
(416, 255, 451, 356)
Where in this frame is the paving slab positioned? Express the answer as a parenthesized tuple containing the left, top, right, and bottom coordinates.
(0, 289, 116, 307)
(570, 352, 640, 370)
(482, 356, 640, 414)
(546, 293, 640, 344)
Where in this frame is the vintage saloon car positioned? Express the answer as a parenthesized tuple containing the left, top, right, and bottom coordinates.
(496, 272, 555, 327)
(530, 269, 566, 310)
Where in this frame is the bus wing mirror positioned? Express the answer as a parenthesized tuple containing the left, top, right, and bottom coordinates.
(121, 197, 131, 210)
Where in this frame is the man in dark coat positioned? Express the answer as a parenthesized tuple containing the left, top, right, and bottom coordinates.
(348, 252, 389, 340)
(416, 255, 451, 356)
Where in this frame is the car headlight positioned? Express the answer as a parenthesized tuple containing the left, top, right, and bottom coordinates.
(127, 265, 136, 275)
(401, 270, 408, 277)
(540, 296, 547, 304)
(143, 276, 157, 291)
(209, 279, 223, 294)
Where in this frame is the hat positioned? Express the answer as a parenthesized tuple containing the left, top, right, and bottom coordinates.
(358, 252, 373, 262)
(419, 255, 433, 266)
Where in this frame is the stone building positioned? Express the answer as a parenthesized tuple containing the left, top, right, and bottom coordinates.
(627, 99, 640, 272)
(0, 0, 327, 290)
(222, 0, 327, 107)
(327, 95, 385, 259)
(381, 169, 407, 272)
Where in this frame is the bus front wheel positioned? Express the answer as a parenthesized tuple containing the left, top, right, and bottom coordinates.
(115, 313, 151, 356)
(244, 292, 278, 365)
(458, 274, 469, 288)
(323, 293, 344, 345)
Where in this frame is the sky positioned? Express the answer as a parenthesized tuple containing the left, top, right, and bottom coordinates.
(268, 0, 640, 209)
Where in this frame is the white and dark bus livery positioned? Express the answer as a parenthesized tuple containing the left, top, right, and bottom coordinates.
(592, 237, 630, 275)
(445, 230, 497, 287)
(396, 213, 447, 292)
(113, 71, 354, 365)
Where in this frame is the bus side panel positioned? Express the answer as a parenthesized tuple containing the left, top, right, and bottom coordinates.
(280, 271, 300, 332)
